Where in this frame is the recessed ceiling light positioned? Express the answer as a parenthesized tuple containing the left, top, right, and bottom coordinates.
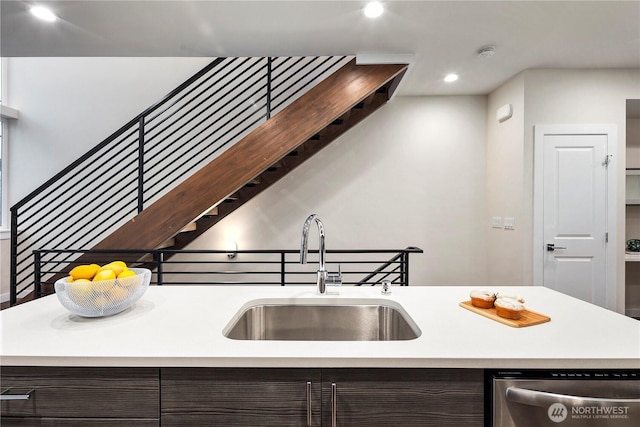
(30, 5, 57, 22)
(364, 2, 384, 19)
(444, 74, 459, 83)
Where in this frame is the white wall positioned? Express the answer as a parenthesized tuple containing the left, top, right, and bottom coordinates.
(482, 69, 640, 313)
(1, 57, 490, 299)
(0, 57, 212, 300)
(486, 73, 526, 285)
(484, 69, 640, 299)
(5, 57, 212, 204)
(185, 96, 489, 286)
(487, 69, 640, 312)
(524, 69, 640, 313)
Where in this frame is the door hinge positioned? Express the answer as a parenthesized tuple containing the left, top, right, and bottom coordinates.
(603, 155, 613, 168)
(605, 232, 609, 243)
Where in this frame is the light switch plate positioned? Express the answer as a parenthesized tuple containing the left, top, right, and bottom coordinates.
(504, 217, 515, 230)
(492, 217, 503, 228)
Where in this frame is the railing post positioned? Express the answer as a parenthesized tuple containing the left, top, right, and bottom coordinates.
(280, 251, 286, 286)
(266, 57, 272, 119)
(9, 208, 18, 305)
(156, 251, 163, 286)
(137, 116, 145, 213)
(33, 250, 42, 299)
(402, 251, 409, 286)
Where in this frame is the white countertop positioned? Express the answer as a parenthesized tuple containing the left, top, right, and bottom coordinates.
(1, 285, 639, 369)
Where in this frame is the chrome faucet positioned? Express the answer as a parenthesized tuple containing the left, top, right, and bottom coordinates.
(300, 214, 341, 294)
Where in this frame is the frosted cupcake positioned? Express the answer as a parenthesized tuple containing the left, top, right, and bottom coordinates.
(470, 290, 496, 309)
(494, 297, 525, 320)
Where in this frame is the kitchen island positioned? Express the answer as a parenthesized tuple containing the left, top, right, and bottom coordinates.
(1, 285, 638, 426)
(1, 285, 638, 368)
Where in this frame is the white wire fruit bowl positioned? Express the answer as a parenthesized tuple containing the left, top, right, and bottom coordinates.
(55, 268, 151, 317)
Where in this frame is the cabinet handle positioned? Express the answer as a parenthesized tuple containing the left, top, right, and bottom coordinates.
(506, 386, 640, 406)
(0, 388, 33, 401)
(331, 382, 337, 427)
(306, 381, 312, 426)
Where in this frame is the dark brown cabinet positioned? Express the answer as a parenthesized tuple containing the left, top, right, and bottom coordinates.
(161, 367, 484, 426)
(322, 368, 484, 426)
(161, 368, 323, 426)
(0, 419, 159, 427)
(2, 366, 483, 426)
(0, 367, 160, 426)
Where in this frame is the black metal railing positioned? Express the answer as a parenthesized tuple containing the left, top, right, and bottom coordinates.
(32, 247, 423, 298)
(10, 56, 353, 304)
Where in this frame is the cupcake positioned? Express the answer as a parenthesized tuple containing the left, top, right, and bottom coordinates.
(470, 290, 496, 309)
(494, 297, 525, 320)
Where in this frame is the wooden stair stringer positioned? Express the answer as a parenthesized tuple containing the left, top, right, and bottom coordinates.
(169, 84, 399, 250)
(88, 60, 408, 255)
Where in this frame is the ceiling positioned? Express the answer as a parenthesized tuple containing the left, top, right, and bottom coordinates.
(1, 0, 639, 96)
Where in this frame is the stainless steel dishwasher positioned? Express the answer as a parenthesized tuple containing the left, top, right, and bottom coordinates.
(488, 370, 640, 426)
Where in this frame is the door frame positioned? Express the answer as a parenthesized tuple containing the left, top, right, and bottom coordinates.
(533, 124, 617, 310)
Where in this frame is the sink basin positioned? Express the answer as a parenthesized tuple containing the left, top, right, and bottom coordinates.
(223, 299, 421, 341)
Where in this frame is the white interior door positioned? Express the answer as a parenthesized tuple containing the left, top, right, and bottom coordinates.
(534, 124, 617, 310)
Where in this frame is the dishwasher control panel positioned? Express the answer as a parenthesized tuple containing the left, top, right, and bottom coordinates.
(487, 369, 640, 427)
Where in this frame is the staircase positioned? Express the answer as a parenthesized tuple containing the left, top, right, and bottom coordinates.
(8, 56, 407, 305)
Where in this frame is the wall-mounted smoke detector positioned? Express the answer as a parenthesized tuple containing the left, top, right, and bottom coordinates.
(477, 45, 496, 59)
(496, 104, 513, 123)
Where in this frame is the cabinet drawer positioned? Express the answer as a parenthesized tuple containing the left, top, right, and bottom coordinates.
(0, 418, 159, 427)
(1, 367, 159, 418)
(162, 368, 322, 427)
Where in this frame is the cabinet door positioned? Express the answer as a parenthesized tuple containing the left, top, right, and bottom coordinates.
(0, 367, 159, 419)
(161, 368, 322, 427)
(322, 368, 484, 426)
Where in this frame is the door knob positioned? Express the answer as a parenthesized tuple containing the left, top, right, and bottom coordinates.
(546, 244, 567, 252)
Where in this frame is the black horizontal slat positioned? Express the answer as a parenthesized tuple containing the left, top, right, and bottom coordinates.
(30, 247, 422, 298)
(143, 58, 266, 153)
(9, 56, 360, 305)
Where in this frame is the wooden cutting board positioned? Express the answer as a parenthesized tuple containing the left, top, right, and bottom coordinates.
(459, 300, 551, 327)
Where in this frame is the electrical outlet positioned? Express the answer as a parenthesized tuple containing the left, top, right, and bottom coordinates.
(492, 217, 503, 229)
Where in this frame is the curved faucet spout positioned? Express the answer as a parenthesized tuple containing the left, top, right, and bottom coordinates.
(300, 214, 327, 294)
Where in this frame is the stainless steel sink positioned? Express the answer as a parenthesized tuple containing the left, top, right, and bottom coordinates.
(223, 299, 421, 341)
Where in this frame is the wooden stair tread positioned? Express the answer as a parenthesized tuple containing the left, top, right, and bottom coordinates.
(51, 60, 408, 276)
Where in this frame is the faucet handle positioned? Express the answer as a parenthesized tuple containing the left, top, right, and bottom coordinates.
(327, 265, 342, 286)
(326, 265, 342, 293)
(327, 273, 342, 286)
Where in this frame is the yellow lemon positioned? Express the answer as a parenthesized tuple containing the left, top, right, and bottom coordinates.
(110, 260, 128, 270)
(67, 279, 94, 302)
(92, 269, 116, 293)
(116, 269, 139, 288)
(117, 269, 136, 279)
(94, 269, 116, 281)
(107, 286, 129, 303)
(99, 264, 125, 277)
(70, 264, 100, 280)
